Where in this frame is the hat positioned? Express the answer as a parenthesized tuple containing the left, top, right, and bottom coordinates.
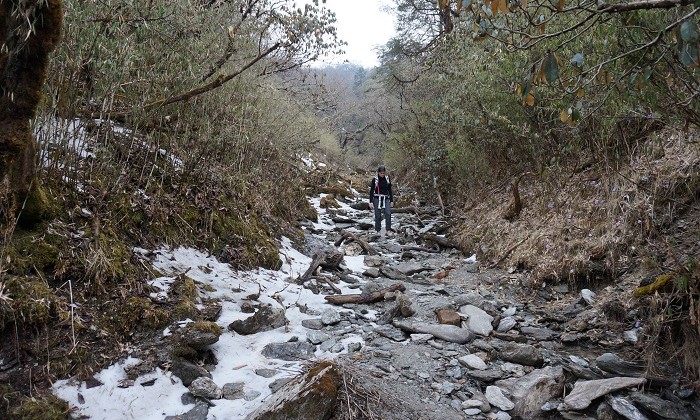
(377, 165, 386, 172)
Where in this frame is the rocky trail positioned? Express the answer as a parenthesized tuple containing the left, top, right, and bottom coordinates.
(52, 170, 700, 420)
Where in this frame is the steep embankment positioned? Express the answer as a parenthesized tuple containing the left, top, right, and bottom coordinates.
(453, 128, 700, 379)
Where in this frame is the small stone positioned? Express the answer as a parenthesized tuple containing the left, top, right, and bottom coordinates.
(301, 318, 324, 330)
(436, 309, 462, 326)
(463, 408, 482, 416)
(458, 354, 488, 370)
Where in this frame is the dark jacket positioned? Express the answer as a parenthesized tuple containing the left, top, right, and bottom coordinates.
(369, 175, 393, 203)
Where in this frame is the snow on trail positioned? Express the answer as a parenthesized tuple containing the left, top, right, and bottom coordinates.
(53, 192, 372, 419)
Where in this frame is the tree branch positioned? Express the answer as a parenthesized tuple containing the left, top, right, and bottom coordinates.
(598, 0, 693, 13)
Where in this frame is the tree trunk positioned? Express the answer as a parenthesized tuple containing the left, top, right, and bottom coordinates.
(0, 0, 63, 226)
(324, 283, 406, 305)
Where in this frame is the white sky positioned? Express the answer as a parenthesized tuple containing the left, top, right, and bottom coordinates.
(309, 0, 396, 68)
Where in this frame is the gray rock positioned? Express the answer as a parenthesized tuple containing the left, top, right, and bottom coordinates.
(496, 366, 565, 417)
(468, 367, 504, 382)
(485, 386, 515, 411)
(222, 382, 245, 400)
(497, 317, 517, 333)
(459, 305, 494, 336)
(520, 326, 556, 341)
(188, 377, 222, 400)
(393, 320, 474, 344)
(228, 304, 286, 335)
(380, 266, 406, 280)
(165, 400, 208, 420)
(301, 318, 324, 330)
(623, 329, 638, 344)
(375, 324, 408, 341)
(395, 261, 430, 275)
(581, 289, 596, 305)
(176, 323, 221, 349)
(319, 338, 338, 352)
(269, 377, 294, 393)
(458, 354, 488, 370)
(607, 395, 649, 420)
(629, 392, 694, 420)
(502, 306, 517, 317)
(171, 358, 212, 387)
(463, 408, 481, 416)
(261, 341, 316, 361)
(246, 362, 339, 420)
(453, 292, 485, 308)
(595, 353, 645, 377)
(364, 255, 385, 267)
(321, 308, 341, 325)
(348, 342, 363, 352)
(244, 390, 261, 401)
(561, 377, 646, 411)
(306, 330, 331, 344)
(254, 369, 278, 378)
(363, 267, 380, 278)
(499, 342, 543, 367)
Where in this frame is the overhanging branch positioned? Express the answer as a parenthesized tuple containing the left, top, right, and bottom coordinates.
(598, 0, 692, 13)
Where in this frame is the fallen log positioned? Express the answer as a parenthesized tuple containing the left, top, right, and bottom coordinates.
(419, 233, 460, 250)
(324, 283, 406, 305)
(335, 230, 378, 255)
(401, 245, 441, 254)
(298, 250, 344, 283)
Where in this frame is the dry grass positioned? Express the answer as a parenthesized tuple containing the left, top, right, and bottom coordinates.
(332, 358, 403, 420)
(455, 128, 700, 288)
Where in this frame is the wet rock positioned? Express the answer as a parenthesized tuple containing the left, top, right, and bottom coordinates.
(246, 361, 339, 420)
(228, 304, 286, 335)
(459, 304, 494, 336)
(499, 342, 543, 367)
(561, 377, 646, 411)
(189, 377, 222, 400)
(261, 342, 316, 361)
(496, 366, 565, 417)
(393, 320, 474, 344)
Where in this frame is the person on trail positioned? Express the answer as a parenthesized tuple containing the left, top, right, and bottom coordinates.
(369, 165, 394, 236)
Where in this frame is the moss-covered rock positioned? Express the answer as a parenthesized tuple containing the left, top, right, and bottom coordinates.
(0, 276, 56, 329)
(11, 394, 69, 420)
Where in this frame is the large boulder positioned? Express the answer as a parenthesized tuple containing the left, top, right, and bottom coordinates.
(246, 361, 340, 420)
(496, 366, 565, 417)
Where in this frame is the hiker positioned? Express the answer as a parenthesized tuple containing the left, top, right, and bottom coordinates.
(369, 165, 394, 236)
